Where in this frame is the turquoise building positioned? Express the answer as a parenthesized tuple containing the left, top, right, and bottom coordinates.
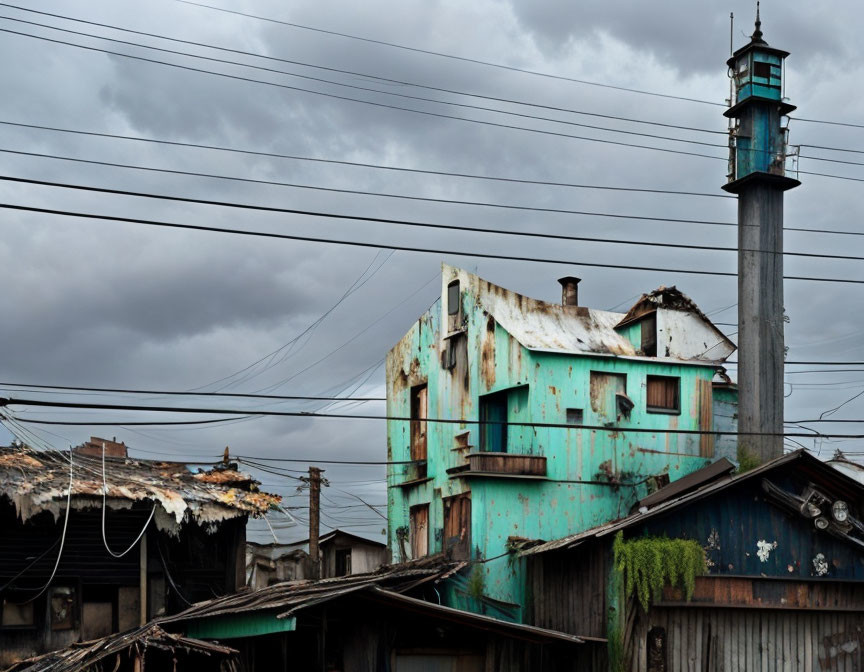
(386, 265, 737, 620)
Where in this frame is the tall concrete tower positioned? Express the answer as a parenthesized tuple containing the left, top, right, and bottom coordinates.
(723, 5, 799, 462)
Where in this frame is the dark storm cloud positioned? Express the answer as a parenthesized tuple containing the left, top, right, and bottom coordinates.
(1, 0, 862, 541)
(507, 0, 847, 76)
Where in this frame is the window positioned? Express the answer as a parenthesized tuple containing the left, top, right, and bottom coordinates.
(447, 280, 462, 332)
(753, 60, 772, 79)
(1, 597, 34, 627)
(447, 281, 460, 315)
(589, 372, 627, 423)
(646, 375, 680, 414)
(443, 332, 466, 371)
(480, 390, 508, 452)
(443, 494, 471, 560)
(641, 313, 657, 357)
(566, 408, 584, 425)
(410, 384, 428, 475)
(334, 549, 352, 577)
(410, 504, 429, 558)
(50, 586, 76, 630)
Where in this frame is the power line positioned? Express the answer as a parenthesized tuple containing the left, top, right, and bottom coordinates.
(0, 5, 727, 135)
(0, 13, 729, 148)
(0, 381, 385, 401)
(6, 153, 864, 239)
(12, 149, 864, 254)
(5, 398, 864, 438)
(0, 148, 743, 230)
(0, 28, 728, 163)
(5, 189, 864, 285)
(796, 118, 864, 130)
(174, 1, 864, 130)
(1, 198, 743, 279)
(175, 0, 726, 108)
(192, 251, 393, 393)
(12, 415, 258, 427)
(238, 456, 410, 466)
(0, 119, 734, 200)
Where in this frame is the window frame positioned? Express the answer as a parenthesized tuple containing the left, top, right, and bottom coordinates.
(410, 383, 428, 463)
(409, 503, 430, 559)
(646, 375, 681, 415)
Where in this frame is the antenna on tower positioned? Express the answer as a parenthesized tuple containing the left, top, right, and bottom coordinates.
(729, 12, 734, 56)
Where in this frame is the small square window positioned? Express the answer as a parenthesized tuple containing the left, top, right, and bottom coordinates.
(753, 61, 772, 79)
(1, 598, 34, 627)
(646, 376, 680, 414)
(566, 408, 584, 425)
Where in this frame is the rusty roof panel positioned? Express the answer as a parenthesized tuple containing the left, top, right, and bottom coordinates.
(0, 446, 280, 529)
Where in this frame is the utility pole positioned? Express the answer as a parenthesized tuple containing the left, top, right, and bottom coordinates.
(723, 5, 799, 463)
(308, 466, 323, 580)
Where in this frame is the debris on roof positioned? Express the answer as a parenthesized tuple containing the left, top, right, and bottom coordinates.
(0, 445, 281, 534)
(615, 286, 714, 329)
(442, 264, 733, 364)
(3, 623, 236, 672)
(168, 554, 451, 619)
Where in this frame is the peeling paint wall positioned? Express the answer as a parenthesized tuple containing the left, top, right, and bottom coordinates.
(386, 266, 732, 618)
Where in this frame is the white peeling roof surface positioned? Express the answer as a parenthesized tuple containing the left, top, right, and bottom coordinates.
(444, 264, 733, 363)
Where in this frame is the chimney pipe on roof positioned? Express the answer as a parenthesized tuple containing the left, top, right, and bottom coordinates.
(558, 276, 581, 306)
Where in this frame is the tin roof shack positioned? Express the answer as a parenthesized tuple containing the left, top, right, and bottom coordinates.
(0, 441, 280, 667)
(520, 450, 864, 671)
(246, 530, 386, 589)
(386, 264, 735, 619)
(156, 561, 603, 671)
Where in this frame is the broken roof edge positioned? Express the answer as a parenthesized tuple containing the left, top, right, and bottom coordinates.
(439, 263, 734, 362)
(360, 587, 601, 644)
(519, 450, 864, 557)
(0, 445, 281, 529)
(3, 622, 237, 672)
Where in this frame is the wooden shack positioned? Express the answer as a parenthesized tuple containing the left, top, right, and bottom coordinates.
(520, 451, 864, 671)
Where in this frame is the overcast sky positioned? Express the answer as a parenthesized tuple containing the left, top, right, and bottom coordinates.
(1, 0, 862, 543)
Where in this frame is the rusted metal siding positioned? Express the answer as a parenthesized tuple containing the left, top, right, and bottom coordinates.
(630, 606, 864, 671)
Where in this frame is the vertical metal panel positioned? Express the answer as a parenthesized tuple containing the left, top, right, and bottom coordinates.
(631, 606, 864, 671)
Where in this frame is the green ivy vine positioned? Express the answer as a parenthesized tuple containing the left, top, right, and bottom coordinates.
(613, 531, 706, 612)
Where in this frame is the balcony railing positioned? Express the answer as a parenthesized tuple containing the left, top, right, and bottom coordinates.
(461, 452, 547, 478)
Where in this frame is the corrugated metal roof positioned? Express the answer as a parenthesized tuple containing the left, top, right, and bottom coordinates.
(444, 265, 733, 364)
(161, 556, 452, 623)
(637, 457, 735, 508)
(0, 446, 280, 528)
(161, 556, 596, 646)
(519, 451, 860, 557)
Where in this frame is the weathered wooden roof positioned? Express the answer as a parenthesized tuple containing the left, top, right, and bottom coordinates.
(0, 446, 281, 530)
(4, 623, 236, 672)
